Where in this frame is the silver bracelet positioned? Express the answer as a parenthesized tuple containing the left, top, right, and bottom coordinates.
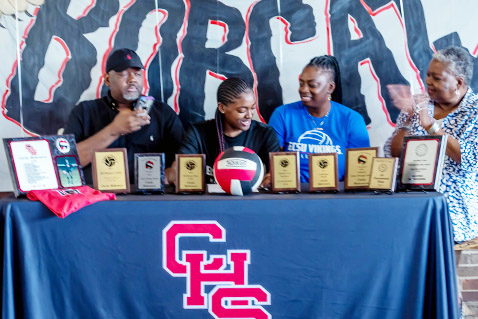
(413, 102, 429, 115)
(398, 124, 411, 131)
(427, 121, 441, 134)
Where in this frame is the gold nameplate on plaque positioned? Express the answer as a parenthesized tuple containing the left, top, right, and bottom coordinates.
(369, 157, 398, 192)
(270, 152, 300, 193)
(176, 154, 205, 193)
(92, 148, 130, 193)
(309, 153, 338, 192)
(344, 147, 378, 191)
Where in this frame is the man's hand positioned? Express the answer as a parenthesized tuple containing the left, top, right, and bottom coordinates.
(76, 109, 150, 167)
(110, 108, 151, 136)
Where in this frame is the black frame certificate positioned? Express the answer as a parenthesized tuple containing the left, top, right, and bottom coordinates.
(134, 153, 165, 194)
(309, 153, 338, 192)
(92, 148, 130, 193)
(398, 135, 447, 191)
(3, 135, 85, 197)
(368, 157, 399, 192)
(344, 147, 378, 191)
(269, 152, 300, 193)
(176, 154, 205, 194)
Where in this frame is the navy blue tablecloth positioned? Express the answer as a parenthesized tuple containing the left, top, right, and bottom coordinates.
(1, 191, 458, 319)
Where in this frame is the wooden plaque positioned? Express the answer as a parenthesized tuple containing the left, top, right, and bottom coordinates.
(92, 148, 130, 193)
(344, 147, 378, 191)
(309, 153, 339, 192)
(176, 154, 205, 193)
(398, 135, 447, 191)
(269, 152, 300, 193)
(368, 157, 398, 192)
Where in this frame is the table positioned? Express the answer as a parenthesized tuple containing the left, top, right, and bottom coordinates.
(1, 191, 458, 319)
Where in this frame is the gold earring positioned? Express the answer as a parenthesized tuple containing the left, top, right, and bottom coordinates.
(327, 94, 332, 101)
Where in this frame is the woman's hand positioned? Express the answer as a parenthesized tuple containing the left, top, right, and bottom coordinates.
(413, 100, 433, 131)
(260, 173, 271, 190)
(387, 84, 414, 119)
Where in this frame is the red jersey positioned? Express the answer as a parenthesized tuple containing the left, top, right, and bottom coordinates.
(27, 186, 116, 218)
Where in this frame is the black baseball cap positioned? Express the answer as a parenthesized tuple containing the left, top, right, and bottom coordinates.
(105, 48, 144, 72)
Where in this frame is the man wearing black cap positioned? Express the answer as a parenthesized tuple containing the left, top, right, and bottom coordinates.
(64, 48, 184, 184)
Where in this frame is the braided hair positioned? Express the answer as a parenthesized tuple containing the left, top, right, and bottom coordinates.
(306, 55, 343, 104)
(215, 77, 253, 152)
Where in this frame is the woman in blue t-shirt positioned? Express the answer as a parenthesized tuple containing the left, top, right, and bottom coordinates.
(268, 55, 370, 182)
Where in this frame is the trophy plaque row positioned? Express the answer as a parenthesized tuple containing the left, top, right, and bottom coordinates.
(3, 135, 447, 196)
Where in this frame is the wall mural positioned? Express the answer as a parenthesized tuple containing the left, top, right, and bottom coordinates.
(1, 0, 477, 190)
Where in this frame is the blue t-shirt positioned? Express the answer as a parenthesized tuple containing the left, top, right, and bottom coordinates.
(268, 101, 370, 182)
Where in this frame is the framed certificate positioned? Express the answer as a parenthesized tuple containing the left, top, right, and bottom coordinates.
(344, 147, 378, 191)
(91, 148, 130, 193)
(3, 135, 85, 197)
(134, 153, 165, 194)
(269, 152, 300, 193)
(309, 153, 338, 192)
(398, 135, 447, 191)
(176, 154, 205, 194)
(369, 157, 399, 192)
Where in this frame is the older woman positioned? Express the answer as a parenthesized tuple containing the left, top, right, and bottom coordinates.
(268, 55, 370, 182)
(385, 46, 478, 243)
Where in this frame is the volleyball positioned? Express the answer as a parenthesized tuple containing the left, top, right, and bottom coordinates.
(214, 146, 264, 196)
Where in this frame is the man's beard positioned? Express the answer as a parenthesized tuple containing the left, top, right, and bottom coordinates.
(123, 87, 141, 101)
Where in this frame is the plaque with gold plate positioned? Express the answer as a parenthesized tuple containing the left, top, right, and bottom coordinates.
(92, 148, 130, 193)
(309, 153, 338, 192)
(269, 152, 300, 193)
(344, 147, 378, 191)
(368, 157, 399, 192)
(176, 154, 205, 194)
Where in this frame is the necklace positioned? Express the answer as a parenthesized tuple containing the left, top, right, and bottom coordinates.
(304, 107, 331, 130)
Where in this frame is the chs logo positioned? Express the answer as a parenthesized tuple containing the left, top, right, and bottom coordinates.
(56, 137, 70, 154)
(162, 221, 271, 318)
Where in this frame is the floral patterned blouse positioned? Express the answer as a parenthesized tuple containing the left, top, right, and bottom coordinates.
(384, 88, 478, 242)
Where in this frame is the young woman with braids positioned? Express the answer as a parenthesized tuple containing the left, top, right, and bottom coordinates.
(269, 55, 370, 182)
(166, 77, 280, 186)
